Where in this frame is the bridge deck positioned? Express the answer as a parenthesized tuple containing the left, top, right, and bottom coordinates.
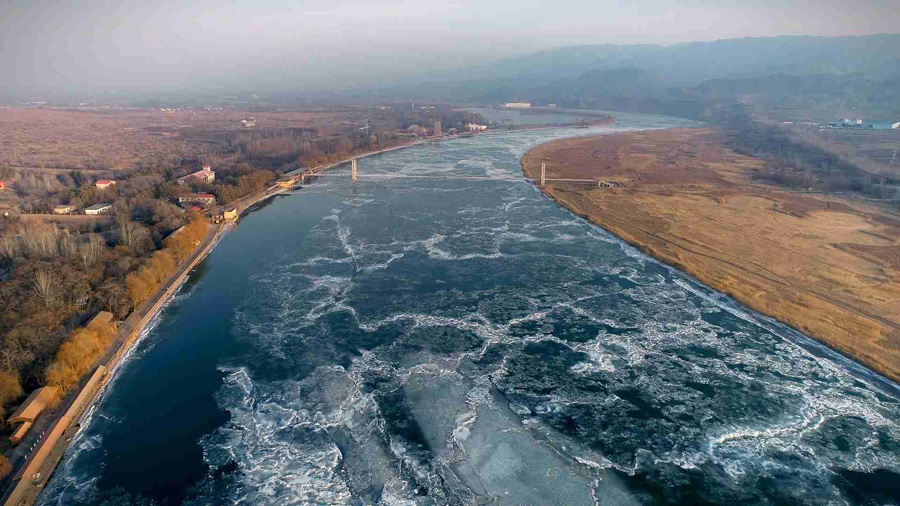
(308, 173, 597, 183)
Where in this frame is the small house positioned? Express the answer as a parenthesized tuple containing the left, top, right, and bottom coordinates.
(0, 180, 6, 190)
(53, 204, 77, 215)
(84, 203, 112, 215)
(223, 208, 238, 221)
(95, 180, 116, 190)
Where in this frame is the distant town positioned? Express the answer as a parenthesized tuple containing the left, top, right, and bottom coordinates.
(823, 118, 900, 130)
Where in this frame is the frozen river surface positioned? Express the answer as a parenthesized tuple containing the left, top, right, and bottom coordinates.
(40, 114, 900, 505)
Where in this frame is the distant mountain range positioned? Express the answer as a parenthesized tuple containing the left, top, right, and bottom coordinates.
(382, 34, 900, 122)
(483, 34, 900, 85)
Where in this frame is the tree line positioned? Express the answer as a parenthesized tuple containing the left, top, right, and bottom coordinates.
(723, 118, 898, 200)
(0, 208, 208, 432)
(126, 213, 208, 305)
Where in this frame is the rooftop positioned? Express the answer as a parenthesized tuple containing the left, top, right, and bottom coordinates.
(87, 311, 114, 330)
(178, 169, 215, 179)
(9, 386, 58, 425)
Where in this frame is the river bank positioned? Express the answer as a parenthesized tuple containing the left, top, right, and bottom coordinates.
(521, 127, 900, 383)
(0, 134, 443, 506)
(33, 118, 900, 506)
(2, 220, 225, 505)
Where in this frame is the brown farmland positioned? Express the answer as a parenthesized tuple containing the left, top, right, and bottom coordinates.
(522, 127, 900, 382)
(0, 107, 358, 171)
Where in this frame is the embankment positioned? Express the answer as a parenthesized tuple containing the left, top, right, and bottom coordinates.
(522, 127, 900, 382)
(2, 219, 225, 506)
(1, 134, 435, 506)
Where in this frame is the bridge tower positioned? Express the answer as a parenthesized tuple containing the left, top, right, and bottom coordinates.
(540, 163, 546, 187)
(352, 159, 358, 182)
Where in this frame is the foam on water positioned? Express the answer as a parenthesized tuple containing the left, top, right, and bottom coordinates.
(214, 166, 899, 502)
(39, 118, 900, 506)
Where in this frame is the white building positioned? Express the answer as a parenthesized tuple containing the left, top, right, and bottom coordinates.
(503, 102, 532, 109)
(465, 123, 488, 132)
(84, 203, 112, 215)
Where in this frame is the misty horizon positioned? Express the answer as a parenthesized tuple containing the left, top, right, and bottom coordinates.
(3, 0, 900, 100)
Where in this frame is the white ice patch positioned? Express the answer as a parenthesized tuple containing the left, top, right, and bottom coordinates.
(421, 233, 503, 261)
(200, 366, 410, 505)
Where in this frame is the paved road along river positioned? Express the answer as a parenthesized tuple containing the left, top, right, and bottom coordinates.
(39, 113, 900, 505)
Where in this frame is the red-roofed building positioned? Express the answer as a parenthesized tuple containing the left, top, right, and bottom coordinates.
(0, 180, 7, 190)
(96, 179, 116, 190)
(178, 193, 216, 207)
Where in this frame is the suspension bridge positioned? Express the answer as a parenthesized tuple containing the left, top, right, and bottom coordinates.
(282, 160, 605, 188)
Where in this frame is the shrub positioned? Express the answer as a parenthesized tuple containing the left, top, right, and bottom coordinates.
(0, 455, 11, 480)
(0, 370, 23, 413)
(45, 322, 115, 394)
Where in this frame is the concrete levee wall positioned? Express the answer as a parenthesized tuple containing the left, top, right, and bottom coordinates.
(4, 366, 107, 505)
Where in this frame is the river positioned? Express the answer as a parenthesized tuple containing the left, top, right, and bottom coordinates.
(39, 113, 900, 505)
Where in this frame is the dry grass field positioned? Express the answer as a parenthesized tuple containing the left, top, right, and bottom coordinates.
(0, 107, 359, 171)
(523, 128, 900, 381)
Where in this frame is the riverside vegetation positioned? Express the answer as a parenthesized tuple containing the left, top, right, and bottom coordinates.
(0, 105, 487, 476)
(0, 212, 208, 477)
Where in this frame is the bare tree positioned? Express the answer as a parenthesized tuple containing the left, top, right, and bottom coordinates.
(32, 270, 55, 307)
(59, 234, 78, 258)
(116, 207, 140, 249)
(98, 280, 129, 317)
(0, 334, 35, 375)
(0, 234, 19, 259)
(18, 223, 59, 257)
(78, 234, 105, 269)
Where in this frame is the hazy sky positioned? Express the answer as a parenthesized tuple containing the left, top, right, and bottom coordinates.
(2, 0, 898, 97)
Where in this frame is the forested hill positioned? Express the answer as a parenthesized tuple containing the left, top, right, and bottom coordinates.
(382, 34, 900, 122)
(482, 34, 900, 86)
